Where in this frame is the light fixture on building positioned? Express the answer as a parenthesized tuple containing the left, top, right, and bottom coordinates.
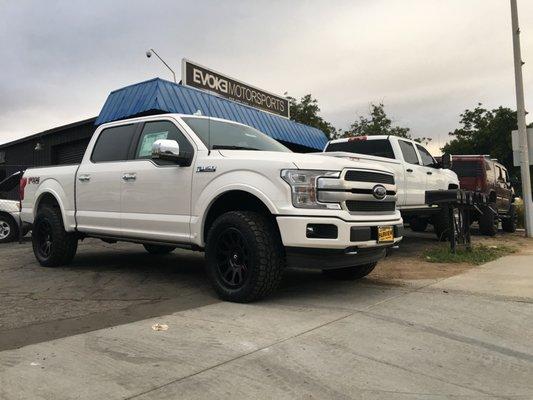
(34, 142, 43, 151)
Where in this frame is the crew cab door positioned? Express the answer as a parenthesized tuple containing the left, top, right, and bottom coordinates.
(495, 165, 511, 212)
(415, 143, 446, 190)
(120, 120, 195, 243)
(76, 123, 139, 235)
(397, 140, 426, 206)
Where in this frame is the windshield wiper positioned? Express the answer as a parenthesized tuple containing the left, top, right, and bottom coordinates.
(212, 145, 259, 151)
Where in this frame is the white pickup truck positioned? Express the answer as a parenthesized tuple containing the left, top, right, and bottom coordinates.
(21, 114, 403, 302)
(324, 135, 459, 240)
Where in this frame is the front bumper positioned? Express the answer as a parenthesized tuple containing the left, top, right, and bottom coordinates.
(276, 215, 403, 270)
(276, 215, 403, 250)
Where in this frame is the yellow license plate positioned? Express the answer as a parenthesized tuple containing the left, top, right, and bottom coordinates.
(377, 226, 394, 243)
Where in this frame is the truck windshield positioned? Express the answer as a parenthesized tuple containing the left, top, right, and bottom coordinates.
(325, 139, 395, 159)
(182, 117, 291, 153)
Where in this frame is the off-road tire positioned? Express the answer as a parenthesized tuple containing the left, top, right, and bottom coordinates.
(0, 213, 18, 244)
(32, 206, 78, 267)
(322, 262, 378, 280)
(143, 244, 176, 254)
(501, 204, 516, 233)
(479, 203, 498, 236)
(432, 208, 451, 241)
(205, 211, 284, 303)
(409, 217, 428, 232)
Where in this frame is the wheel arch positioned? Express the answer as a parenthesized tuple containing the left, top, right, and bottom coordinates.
(34, 191, 71, 230)
(201, 189, 279, 246)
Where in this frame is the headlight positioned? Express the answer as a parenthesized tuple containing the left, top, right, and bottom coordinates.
(281, 169, 341, 209)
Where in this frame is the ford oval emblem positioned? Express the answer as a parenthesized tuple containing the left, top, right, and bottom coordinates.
(372, 184, 387, 200)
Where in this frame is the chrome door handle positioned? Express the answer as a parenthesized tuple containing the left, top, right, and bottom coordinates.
(78, 174, 91, 182)
(122, 173, 137, 181)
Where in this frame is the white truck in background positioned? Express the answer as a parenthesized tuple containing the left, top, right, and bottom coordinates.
(20, 114, 403, 302)
(324, 135, 459, 240)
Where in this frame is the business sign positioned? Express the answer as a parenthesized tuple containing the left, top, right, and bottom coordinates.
(181, 59, 290, 118)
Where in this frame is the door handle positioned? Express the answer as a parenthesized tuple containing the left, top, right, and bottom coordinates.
(406, 169, 413, 173)
(78, 174, 91, 182)
(122, 173, 137, 181)
(427, 171, 433, 175)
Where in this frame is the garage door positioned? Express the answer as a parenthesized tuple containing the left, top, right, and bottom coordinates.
(52, 139, 90, 165)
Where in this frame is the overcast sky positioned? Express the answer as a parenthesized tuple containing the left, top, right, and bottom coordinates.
(1, 0, 532, 153)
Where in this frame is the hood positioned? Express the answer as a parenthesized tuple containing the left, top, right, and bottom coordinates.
(218, 150, 394, 174)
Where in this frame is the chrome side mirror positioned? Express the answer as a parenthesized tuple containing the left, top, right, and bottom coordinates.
(152, 139, 181, 161)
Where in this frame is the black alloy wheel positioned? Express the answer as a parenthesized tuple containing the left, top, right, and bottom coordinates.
(215, 227, 250, 289)
(35, 219, 53, 259)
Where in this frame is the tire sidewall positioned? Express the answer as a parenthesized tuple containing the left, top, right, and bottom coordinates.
(206, 213, 262, 301)
(0, 214, 17, 243)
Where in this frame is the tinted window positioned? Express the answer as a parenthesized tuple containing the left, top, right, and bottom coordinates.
(182, 117, 290, 153)
(398, 140, 419, 164)
(92, 124, 137, 162)
(416, 144, 435, 167)
(325, 139, 395, 159)
(135, 121, 193, 159)
(452, 161, 484, 178)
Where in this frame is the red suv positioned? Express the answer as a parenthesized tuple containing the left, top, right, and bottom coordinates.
(450, 155, 516, 235)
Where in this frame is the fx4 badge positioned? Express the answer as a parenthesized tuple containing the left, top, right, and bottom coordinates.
(196, 166, 217, 173)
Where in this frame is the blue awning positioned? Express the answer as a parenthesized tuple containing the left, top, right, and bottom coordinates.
(96, 78, 328, 150)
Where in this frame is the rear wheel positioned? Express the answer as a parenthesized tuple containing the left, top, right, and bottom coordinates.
(143, 244, 176, 254)
(409, 217, 428, 232)
(32, 206, 78, 267)
(0, 214, 18, 243)
(479, 203, 498, 236)
(322, 262, 377, 280)
(501, 204, 516, 233)
(205, 211, 284, 303)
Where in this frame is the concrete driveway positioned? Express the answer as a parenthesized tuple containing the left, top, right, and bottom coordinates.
(0, 235, 532, 399)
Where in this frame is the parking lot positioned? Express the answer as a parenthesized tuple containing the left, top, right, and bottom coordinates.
(1, 230, 533, 399)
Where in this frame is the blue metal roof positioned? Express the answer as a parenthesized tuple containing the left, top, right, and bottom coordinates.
(96, 78, 328, 150)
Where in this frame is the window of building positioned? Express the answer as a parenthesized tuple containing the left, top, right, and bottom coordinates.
(398, 140, 419, 164)
(91, 124, 137, 163)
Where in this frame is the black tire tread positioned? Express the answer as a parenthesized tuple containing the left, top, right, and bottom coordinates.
(206, 211, 284, 303)
(501, 204, 516, 233)
(479, 203, 498, 236)
(32, 206, 78, 267)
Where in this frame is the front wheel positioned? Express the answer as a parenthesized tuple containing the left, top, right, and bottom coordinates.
(501, 204, 517, 233)
(479, 203, 498, 236)
(32, 206, 78, 267)
(322, 262, 377, 280)
(205, 211, 284, 303)
(409, 217, 428, 232)
(0, 214, 18, 243)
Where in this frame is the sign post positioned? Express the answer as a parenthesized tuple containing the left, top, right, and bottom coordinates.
(510, 0, 533, 237)
(182, 59, 290, 118)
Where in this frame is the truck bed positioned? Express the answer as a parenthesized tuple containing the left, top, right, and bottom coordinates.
(21, 164, 80, 230)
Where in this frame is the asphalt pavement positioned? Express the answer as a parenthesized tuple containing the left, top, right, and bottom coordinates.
(0, 236, 532, 399)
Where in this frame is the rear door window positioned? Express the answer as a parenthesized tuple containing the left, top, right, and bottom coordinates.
(398, 140, 419, 164)
(324, 139, 395, 159)
(415, 144, 435, 167)
(91, 124, 137, 163)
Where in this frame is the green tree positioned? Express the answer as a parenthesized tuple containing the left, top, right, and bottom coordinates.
(340, 102, 431, 144)
(286, 94, 336, 139)
(441, 104, 525, 176)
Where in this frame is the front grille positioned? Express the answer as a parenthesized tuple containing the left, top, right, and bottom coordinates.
(345, 170, 394, 184)
(346, 201, 395, 212)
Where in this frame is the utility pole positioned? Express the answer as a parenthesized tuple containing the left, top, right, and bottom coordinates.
(510, 0, 533, 237)
(145, 49, 177, 83)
